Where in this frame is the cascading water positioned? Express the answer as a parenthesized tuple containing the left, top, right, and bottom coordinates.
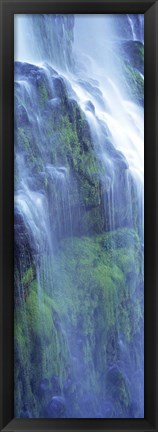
(14, 14, 144, 418)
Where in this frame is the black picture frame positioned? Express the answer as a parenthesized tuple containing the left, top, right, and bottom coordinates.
(0, 0, 157, 431)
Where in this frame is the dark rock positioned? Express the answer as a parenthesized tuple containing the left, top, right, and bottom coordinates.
(16, 104, 29, 126)
(39, 378, 49, 396)
(53, 77, 67, 99)
(106, 364, 121, 383)
(14, 205, 38, 270)
(106, 326, 119, 364)
(20, 404, 32, 418)
(85, 100, 95, 114)
(45, 396, 66, 418)
(103, 137, 129, 170)
(14, 61, 40, 78)
(63, 377, 72, 395)
(51, 375, 61, 395)
(118, 40, 144, 75)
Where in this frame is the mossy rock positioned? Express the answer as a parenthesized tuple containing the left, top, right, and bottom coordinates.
(123, 62, 144, 106)
(14, 280, 70, 417)
(118, 41, 144, 75)
(15, 227, 143, 417)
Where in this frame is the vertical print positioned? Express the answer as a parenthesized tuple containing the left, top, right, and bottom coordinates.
(14, 14, 144, 418)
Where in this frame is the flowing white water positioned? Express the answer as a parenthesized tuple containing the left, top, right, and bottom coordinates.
(14, 14, 144, 227)
(127, 14, 137, 40)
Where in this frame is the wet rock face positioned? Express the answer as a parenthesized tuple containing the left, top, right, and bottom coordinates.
(118, 40, 144, 75)
(39, 378, 49, 396)
(114, 14, 144, 42)
(15, 61, 40, 78)
(14, 207, 34, 259)
(51, 375, 61, 395)
(14, 59, 132, 240)
(20, 405, 32, 418)
(85, 100, 95, 114)
(44, 396, 66, 418)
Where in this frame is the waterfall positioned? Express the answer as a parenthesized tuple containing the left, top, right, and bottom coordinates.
(14, 14, 144, 418)
(127, 14, 137, 40)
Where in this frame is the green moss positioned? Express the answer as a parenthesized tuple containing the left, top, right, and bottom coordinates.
(15, 228, 143, 416)
(82, 207, 104, 234)
(48, 228, 142, 341)
(41, 97, 103, 235)
(138, 44, 144, 60)
(22, 267, 34, 286)
(115, 40, 144, 107)
(17, 127, 30, 151)
(14, 280, 70, 417)
(38, 79, 49, 104)
(123, 62, 144, 105)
